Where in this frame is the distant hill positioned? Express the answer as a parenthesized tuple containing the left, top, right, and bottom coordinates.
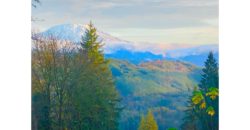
(166, 44, 218, 58)
(165, 44, 219, 66)
(109, 59, 201, 129)
(105, 50, 163, 64)
(178, 52, 219, 66)
(106, 48, 218, 66)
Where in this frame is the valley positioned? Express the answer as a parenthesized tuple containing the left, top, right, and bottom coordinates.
(109, 59, 201, 129)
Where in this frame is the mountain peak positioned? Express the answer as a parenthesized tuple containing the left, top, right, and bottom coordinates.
(37, 24, 218, 66)
(39, 24, 133, 52)
(41, 24, 97, 41)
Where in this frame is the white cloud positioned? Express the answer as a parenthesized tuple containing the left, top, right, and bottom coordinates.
(107, 27, 218, 44)
(32, 0, 218, 45)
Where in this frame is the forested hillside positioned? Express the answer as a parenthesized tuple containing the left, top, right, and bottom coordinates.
(109, 59, 201, 129)
(32, 23, 219, 130)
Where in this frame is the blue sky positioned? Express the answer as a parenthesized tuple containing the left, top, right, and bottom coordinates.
(32, 0, 218, 45)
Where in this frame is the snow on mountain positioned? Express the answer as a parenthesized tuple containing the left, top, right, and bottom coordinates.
(38, 23, 219, 65)
(39, 24, 135, 53)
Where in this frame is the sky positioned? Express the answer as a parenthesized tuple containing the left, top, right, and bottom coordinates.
(32, 0, 218, 45)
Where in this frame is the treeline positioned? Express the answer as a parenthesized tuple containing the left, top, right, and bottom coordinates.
(32, 22, 121, 130)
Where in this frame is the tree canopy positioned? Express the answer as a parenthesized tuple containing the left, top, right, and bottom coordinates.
(32, 22, 120, 130)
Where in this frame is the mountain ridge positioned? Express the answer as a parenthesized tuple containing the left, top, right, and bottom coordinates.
(38, 24, 218, 66)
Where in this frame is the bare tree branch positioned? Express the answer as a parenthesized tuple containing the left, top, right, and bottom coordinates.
(32, 0, 41, 8)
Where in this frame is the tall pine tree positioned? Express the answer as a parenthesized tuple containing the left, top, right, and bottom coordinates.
(182, 52, 219, 130)
(72, 22, 121, 130)
(199, 51, 219, 130)
(199, 51, 218, 92)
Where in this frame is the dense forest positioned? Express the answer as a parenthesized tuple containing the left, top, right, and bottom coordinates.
(110, 59, 201, 130)
(32, 23, 121, 130)
(32, 23, 219, 130)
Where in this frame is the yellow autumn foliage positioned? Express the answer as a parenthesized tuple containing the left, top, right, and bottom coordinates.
(206, 106, 215, 116)
(200, 101, 206, 109)
(192, 91, 204, 105)
(206, 87, 219, 100)
(138, 110, 158, 130)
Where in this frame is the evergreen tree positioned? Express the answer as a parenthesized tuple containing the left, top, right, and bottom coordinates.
(181, 97, 199, 130)
(182, 52, 219, 130)
(32, 22, 121, 130)
(80, 21, 105, 65)
(72, 22, 121, 130)
(138, 116, 146, 130)
(138, 110, 158, 130)
(199, 51, 219, 92)
(181, 88, 202, 130)
(199, 51, 219, 130)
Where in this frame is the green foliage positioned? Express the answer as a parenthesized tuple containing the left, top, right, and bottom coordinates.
(192, 91, 204, 105)
(109, 59, 201, 129)
(110, 59, 200, 96)
(81, 21, 106, 65)
(109, 59, 201, 130)
(72, 21, 120, 130)
(182, 52, 219, 130)
(32, 22, 120, 130)
(168, 128, 177, 130)
(199, 52, 219, 92)
(206, 106, 215, 116)
(206, 87, 219, 100)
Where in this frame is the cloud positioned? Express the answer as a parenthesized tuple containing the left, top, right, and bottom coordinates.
(32, 0, 218, 45)
(107, 26, 218, 44)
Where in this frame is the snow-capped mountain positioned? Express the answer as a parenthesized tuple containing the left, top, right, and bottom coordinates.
(39, 24, 135, 53)
(37, 24, 218, 66)
(39, 24, 218, 55)
(40, 24, 123, 43)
